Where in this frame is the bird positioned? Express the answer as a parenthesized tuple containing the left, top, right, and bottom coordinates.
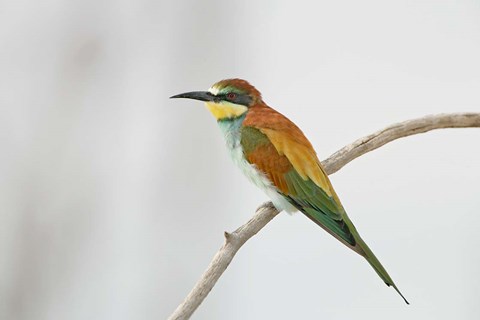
(170, 78, 409, 304)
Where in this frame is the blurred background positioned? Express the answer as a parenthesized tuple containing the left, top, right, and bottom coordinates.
(1, 0, 479, 319)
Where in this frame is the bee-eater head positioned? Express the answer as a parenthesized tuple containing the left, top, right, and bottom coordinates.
(170, 78, 261, 120)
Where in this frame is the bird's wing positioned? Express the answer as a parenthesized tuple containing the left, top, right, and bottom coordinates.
(240, 108, 410, 302)
(240, 124, 356, 247)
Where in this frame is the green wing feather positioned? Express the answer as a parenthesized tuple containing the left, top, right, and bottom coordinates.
(283, 169, 356, 246)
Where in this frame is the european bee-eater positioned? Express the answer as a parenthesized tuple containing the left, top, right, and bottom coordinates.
(171, 79, 408, 304)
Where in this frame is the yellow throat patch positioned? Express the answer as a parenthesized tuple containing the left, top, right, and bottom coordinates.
(205, 101, 248, 120)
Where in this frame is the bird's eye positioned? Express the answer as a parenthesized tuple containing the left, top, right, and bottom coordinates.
(226, 92, 236, 100)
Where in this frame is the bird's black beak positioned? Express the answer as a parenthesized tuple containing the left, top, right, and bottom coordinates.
(170, 91, 215, 102)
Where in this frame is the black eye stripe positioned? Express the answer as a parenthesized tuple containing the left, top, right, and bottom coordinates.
(221, 93, 233, 100)
(220, 93, 252, 106)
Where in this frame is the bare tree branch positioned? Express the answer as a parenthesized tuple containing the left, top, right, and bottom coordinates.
(322, 113, 480, 174)
(168, 112, 480, 320)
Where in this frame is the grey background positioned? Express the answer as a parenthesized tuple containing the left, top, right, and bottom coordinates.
(1, 0, 480, 319)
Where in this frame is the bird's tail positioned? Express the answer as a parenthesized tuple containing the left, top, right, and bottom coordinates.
(297, 203, 409, 304)
(354, 235, 409, 305)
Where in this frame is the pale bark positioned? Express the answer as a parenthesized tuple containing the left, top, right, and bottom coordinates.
(168, 112, 480, 320)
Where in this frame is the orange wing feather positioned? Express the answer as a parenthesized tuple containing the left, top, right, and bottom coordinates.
(245, 141, 292, 194)
(244, 103, 340, 201)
